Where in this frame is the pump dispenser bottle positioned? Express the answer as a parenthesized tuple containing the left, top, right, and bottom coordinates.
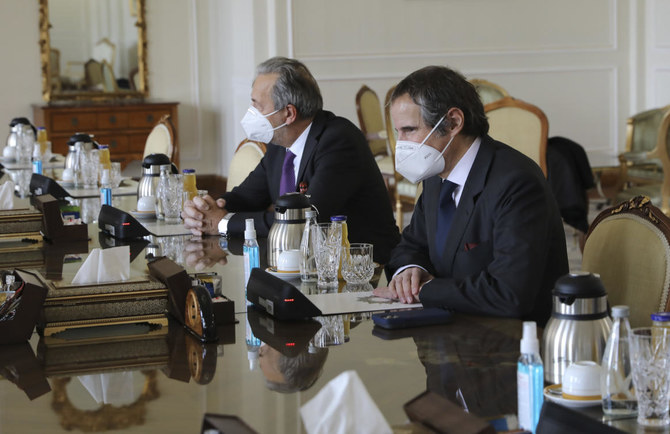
(518, 321, 543, 433)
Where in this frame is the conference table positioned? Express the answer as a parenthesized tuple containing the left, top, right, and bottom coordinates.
(0, 171, 658, 433)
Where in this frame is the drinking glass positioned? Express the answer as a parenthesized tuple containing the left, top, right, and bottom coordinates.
(110, 162, 123, 187)
(159, 173, 183, 224)
(78, 148, 100, 188)
(311, 222, 342, 287)
(629, 327, 670, 427)
(16, 128, 35, 165)
(341, 243, 374, 285)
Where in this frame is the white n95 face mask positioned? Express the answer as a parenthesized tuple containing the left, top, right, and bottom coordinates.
(240, 106, 287, 143)
(395, 115, 453, 184)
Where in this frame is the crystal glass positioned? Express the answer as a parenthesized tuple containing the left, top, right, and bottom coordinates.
(110, 162, 123, 187)
(341, 243, 374, 285)
(311, 222, 342, 287)
(159, 173, 183, 224)
(78, 148, 100, 188)
(16, 128, 35, 165)
(313, 315, 345, 346)
(629, 327, 670, 427)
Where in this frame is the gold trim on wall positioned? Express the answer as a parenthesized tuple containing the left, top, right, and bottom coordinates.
(38, 0, 148, 102)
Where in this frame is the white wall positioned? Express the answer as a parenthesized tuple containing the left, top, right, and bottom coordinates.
(0, 0, 667, 177)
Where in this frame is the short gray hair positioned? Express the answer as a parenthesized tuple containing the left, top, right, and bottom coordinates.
(256, 57, 323, 119)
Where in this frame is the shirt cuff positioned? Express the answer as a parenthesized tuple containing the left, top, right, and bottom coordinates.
(392, 264, 428, 279)
(217, 213, 235, 236)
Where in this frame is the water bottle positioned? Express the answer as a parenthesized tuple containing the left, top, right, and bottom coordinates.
(300, 210, 318, 282)
(517, 321, 543, 433)
(32, 143, 42, 175)
(100, 169, 112, 206)
(601, 305, 637, 417)
(243, 218, 260, 304)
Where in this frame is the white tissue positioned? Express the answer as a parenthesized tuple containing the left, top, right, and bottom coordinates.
(78, 372, 138, 405)
(300, 370, 391, 434)
(0, 181, 15, 210)
(71, 246, 130, 285)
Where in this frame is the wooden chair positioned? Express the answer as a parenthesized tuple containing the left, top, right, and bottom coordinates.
(93, 37, 116, 69)
(384, 85, 421, 229)
(226, 139, 267, 192)
(616, 106, 670, 214)
(355, 85, 394, 186)
(485, 96, 548, 177)
(581, 195, 670, 327)
(101, 60, 118, 92)
(469, 78, 509, 106)
(143, 114, 176, 161)
(84, 59, 104, 91)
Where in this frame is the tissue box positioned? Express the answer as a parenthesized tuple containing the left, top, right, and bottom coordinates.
(38, 276, 169, 337)
(0, 208, 43, 236)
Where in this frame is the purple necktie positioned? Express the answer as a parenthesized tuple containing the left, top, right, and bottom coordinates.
(279, 150, 296, 196)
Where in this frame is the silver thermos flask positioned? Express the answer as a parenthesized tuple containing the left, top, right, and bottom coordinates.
(542, 272, 612, 384)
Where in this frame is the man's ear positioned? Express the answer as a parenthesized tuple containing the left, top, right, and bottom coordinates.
(285, 104, 299, 125)
(446, 107, 465, 134)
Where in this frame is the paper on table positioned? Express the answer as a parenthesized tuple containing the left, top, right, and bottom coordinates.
(305, 291, 422, 316)
(71, 246, 130, 285)
(301, 370, 392, 434)
(0, 181, 15, 210)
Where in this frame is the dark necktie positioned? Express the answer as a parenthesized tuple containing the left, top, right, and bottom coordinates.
(279, 150, 296, 196)
(435, 180, 458, 258)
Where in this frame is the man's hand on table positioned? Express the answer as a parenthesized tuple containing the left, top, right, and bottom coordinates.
(184, 236, 228, 271)
(373, 267, 433, 304)
(182, 195, 227, 236)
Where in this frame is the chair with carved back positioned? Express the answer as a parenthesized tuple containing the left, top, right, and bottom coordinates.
(616, 106, 670, 215)
(226, 139, 267, 192)
(101, 60, 119, 93)
(93, 37, 116, 69)
(143, 114, 176, 162)
(485, 96, 549, 177)
(355, 85, 394, 189)
(84, 59, 104, 91)
(469, 78, 509, 106)
(581, 196, 670, 327)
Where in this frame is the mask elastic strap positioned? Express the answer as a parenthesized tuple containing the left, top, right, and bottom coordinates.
(419, 114, 447, 147)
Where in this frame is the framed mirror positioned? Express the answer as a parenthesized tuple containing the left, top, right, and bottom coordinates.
(39, 0, 148, 102)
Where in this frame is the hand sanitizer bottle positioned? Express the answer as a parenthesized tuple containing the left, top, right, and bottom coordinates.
(517, 321, 543, 433)
(243, 218, 260, 304)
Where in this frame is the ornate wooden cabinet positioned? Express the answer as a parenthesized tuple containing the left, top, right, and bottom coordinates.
(33, 101, 179, 168)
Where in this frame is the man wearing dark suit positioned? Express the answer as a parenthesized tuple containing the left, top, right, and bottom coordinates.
(182, 57, 399, 264)
(373, 66, 568, 324)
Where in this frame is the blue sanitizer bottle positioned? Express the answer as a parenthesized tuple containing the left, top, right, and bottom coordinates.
(243, 218, 260, 304)
(517, 321, 544, 433)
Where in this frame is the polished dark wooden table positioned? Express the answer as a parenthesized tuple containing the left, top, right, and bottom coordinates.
(0, 177, 659, 433)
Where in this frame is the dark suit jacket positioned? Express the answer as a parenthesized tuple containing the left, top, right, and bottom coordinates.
(386, 135, 568, 324)
(223, 110, 400, 264)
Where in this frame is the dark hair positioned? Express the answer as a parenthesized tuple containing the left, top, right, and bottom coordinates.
(265, 347, 329, 393)
(256, 57, 323, 119)
(391, 65, 488, 136)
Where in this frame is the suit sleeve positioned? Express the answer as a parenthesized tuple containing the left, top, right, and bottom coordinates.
(384, 183, 434, 276)
(419, 171, 559, 318)
(221, 152, 275, 237)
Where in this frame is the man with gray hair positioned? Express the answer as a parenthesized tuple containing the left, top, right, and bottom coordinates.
(183, 57, 399, 264)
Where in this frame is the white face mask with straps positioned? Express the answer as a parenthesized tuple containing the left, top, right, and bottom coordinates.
(240, 106, 287, 143)
(394, 115, 453, 184)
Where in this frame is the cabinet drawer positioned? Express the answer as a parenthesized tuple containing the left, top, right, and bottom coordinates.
(94, 134, 130, 153)
(51, 113, 97, 132)
(97, 112, 129, 130)
(129, 133, 148, 152)
(129, 110, 171, 128)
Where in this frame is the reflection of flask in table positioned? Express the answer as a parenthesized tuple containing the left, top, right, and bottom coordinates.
(601, 305, 637, 416)
(183, 169, 198, 201)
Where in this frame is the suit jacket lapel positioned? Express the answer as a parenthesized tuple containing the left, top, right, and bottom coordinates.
(439, 136, 496, 272)
(296, 110, 327, 183)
